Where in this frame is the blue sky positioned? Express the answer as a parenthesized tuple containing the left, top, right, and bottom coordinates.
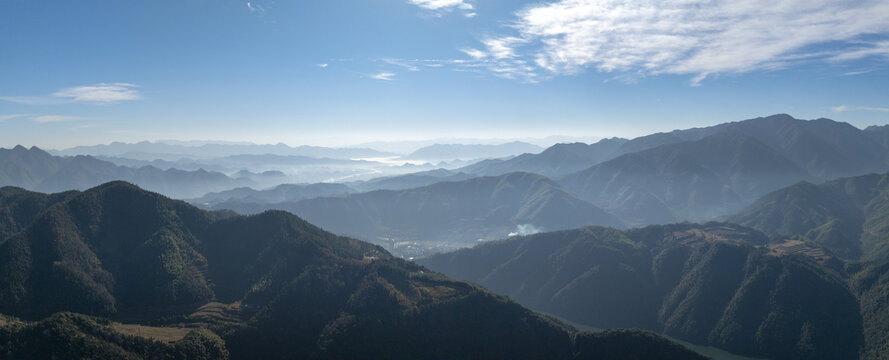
(1, 0, 888, 149)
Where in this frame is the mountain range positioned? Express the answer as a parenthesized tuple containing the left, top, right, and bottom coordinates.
(728, 171, 889, 261)
(725, 170, 889, 359)
(348, 168, 477, 192)
(189, 182, 354, 207)
(53, 141, 394, 160)
(458, 138, 629, 179)
(404, 141, 543, 161)
(419, 223, 864, 359)
(0, 146, 250, 198)
(420, 167, 889, 360)
(209, 172, 624, 257)
(560, 129, 814, 225)
(453, 115, 889, 227)
(0, 182, 706, 359)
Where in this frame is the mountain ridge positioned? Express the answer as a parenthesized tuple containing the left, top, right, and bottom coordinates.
(0, 146, 250, 198)
(0, 181, 706, 359)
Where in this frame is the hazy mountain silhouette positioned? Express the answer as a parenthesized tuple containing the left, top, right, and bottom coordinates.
(459, 138, 628, 178)
(560, 130, 813, 225)
(616, 114, 888, 179)
(865, 124, 889, 150)
(405, 141, 543, 161)
(209, 173, 624, 255)
(420, 223, 863, 360)
(190, 182, 354, 207)
(349, 168, 477, 192)
(0, 146, 250, 198)
(54, 141, 393, 160)
(0, 182, 705, 359)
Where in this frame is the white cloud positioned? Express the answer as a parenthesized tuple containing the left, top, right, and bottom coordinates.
(0, 96, 65, 105)
(463, 0, 889, 84)
(460, 48, 486, 59)
(831, 41, 889, 62)
(53, 83, 141, 104)
(246, 2, 263, 13)
(0, 114, 27, 122)
(842, 70, 873, 76)
(482, 37, 525, 59)
(1, 83, 142, 105)
(370, 72, 396, 81)
(31, 115, 85, 123)
(316, 63, 329, 68)
(408, 0, 475, 17)
(409, 0, 472, 11)
(831, 104, 889, 113)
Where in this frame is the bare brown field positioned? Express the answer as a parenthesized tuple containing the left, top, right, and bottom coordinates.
(112, 323, 191, 343)
(187, 301, 247, 328)
(768, 239, 831, 263)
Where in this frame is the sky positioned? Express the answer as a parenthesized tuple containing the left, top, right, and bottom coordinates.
(1, 0, 888, 149)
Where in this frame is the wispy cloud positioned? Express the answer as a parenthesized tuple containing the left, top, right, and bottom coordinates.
(408, 0, 475, 17)
(842, 70, 874, 76)
(0, 96, 65, 105)
(369, 72, 397, 81)
(460, 48, 486, 59)
(459, 0, 889, 84)
(53, 83, 141, 104)
(369, 57, 540, 83)
(0, 114, 27, 122)
(859, 106, 889, 112)
(316, 63, 329, 68)
(830, 40, 889, 62)
(1, 83, 142, 105)
(31, 115, 85, 123)
(832, 104, 889, 113)
(381, 58, 422, 71)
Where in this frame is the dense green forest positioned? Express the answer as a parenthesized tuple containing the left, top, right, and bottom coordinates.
(423, 171, 889, 359)
(420, 223, 869, 359)
(0, 182, 706, 359)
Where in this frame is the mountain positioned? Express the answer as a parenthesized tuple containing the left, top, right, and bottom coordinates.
(0, 146, 250, 198)
(419, 223, 863, 360)
(865, 124, 889, 149)
(617, 114, 888, 180)
(348, 168, 476, 192)
(459, 138, 628, 178)
(0, 182, 705, 359)
(717, 115, 888, 179)
(190, 182, 354, 207)
(210, 172, 624, 257)
(54, 141, 394, 160)
(725, 171, 889, 359)
(728, 171, 889, 261)
(405, 141, 543, 161)
(0, 187, 77, 240)
(560, 130, 812, 225)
